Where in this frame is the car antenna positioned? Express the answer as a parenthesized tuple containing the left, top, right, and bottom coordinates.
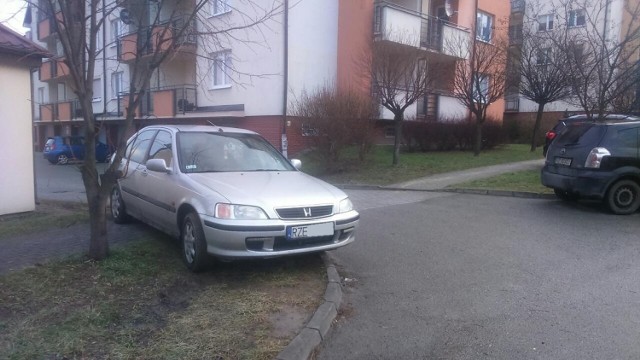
(207, 120, 217, 127)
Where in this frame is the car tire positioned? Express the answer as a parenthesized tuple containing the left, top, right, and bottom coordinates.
(553, 188, 579, 201)
(110, 186, 130, 223)
(57, 154, 69, 165)
(605, 180, 640, 215)
(181, 212, 210, 272)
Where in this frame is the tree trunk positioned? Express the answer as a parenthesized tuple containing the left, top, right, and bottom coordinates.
(474, 119, 482, 156)
(530, 102, 546, 152)
(392, 112, 403, 165)
(81, 160, 110, 260)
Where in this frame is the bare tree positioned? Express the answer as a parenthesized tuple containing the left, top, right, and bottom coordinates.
(32, 0, 281, 260)
(291, 85, 375, 170)
(363, 40, 436, 165)
(510, 31, 572, 151)
(451, 36, 509, 156)
(544, 0, 640, 118)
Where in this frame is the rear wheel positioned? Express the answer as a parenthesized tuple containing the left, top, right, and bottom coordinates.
(56, 154, 69, 165)
(606, 180, 640, 215)
(181, 212, 210, 272)
(110, 186, 130, 223)
(553, 188, 579, 201)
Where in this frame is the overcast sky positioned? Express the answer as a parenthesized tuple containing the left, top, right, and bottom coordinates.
(0, 0, 28, 35)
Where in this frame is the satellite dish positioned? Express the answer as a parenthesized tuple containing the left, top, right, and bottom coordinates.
(445, 0, 454, 17)
(120, 9, 132, 25)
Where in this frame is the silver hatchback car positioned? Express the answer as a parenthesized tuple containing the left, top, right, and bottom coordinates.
(110, 125, 359, 271)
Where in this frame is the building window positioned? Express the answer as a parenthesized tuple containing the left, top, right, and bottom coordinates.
(211, 51, 232, 88)
(92, 78, 102, 102)
(110, 19, 124, 46)
(536, 48, 552, 65)
(212, 0, 231, 16)
(476, 11, 493, 42)
(568, 9, 586, 27)
(111, 72, 123, 99)
(537, 14, 554, 32)
(301, 123, 318, 137)
(473, 73, 490, 103)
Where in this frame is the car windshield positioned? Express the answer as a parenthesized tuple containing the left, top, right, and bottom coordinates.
(177, 131, 295, 173)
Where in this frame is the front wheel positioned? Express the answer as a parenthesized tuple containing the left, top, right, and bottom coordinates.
(181, 212, 210, 272)
(110, 186, 130, 223)
(56, 154, 69, 165)
(605, 180, 640, 215)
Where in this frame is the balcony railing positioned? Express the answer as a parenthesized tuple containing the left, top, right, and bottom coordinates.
(505, 96, 520, 112)
(39, 101, 73, 121)
(374, 2, 470, 59)
(117, 18, 197, 62)
(39, 59, 70, 82)
(118, 86, 198, 117)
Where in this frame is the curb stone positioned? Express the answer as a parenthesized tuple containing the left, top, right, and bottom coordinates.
(276, 253, 343, 360)
(336, 183, 556, 200)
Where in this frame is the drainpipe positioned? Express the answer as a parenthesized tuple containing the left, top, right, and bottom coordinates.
(281, 0, 289, 158)
(468, 0, 479, 120)
(102, 0, 108, 144)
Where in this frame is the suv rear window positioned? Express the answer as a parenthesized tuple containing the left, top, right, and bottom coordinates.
(554, 123, 606, 146)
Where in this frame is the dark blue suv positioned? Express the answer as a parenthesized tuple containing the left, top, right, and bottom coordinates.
(541, 116, 640, 214)
(43, 136, 113, 165)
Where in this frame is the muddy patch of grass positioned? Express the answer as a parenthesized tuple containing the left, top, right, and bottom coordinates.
(0, 237, 325, 359)
(0, 200, 89, 240)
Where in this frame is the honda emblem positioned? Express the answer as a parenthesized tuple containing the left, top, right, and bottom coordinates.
(303, 207, 312, 217)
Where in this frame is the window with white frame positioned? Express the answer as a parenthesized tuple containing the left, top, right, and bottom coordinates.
(111, 72, 123, 99)
(568, 9, 586, 27)
(212, 0, 231, 15)
(211, 51, 232, 88)
(473, 73, 490, 103)
(537, 14, 554, 32)
(110, 19, 124, 46)
(92, 78, 102, 102)
(536, 48, 552, 65)
(476, 11, 493, 42)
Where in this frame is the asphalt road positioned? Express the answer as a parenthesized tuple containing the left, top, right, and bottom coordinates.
(35, 152, 108, 202)
(319, 192, 640, 360)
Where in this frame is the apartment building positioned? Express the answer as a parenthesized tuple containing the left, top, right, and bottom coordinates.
(505, 0, 640, 123)
(25, 0, 510, 155)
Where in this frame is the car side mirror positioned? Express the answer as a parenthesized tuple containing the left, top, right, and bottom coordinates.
(290, 159, 302, 170)
(146, 158, 171, 173)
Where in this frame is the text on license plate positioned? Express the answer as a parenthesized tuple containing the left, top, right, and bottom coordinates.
(287, 222, 334, 239)
(554, 157, 572, 166)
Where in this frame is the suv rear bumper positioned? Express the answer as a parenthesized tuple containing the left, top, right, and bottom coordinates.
(541, 165, 610, 199)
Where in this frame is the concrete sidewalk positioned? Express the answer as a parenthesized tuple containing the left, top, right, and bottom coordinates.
(387, 158, 545, 191)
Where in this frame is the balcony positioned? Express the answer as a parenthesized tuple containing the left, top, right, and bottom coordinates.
(119, 86, 197, 118)
(505, 95, 520, 112)
(39, 101, 73, 121)
(117, 19, 197, 63)
(37, 10, 62, 40)
(374, 2, 470, 60)
(39, 59, 70, 82)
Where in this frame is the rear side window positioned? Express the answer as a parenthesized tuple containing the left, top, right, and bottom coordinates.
(601, 127, 639, 158)
(555, 124, 606, 146)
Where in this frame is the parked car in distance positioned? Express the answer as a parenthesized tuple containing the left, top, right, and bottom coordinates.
(543, 114, 639, 156)
(110, 125, 359, 272)
(541, 115, 640, 214)
(43, 136, 113, 165)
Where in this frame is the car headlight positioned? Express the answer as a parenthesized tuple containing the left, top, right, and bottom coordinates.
(214, 203, 269, 220)
(338, 198, 354, 213)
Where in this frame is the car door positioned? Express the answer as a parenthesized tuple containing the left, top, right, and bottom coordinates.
(137, 130, 179, 235)
(118, 129, 157, 219)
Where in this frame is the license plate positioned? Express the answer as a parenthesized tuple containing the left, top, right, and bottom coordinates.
(554, 157, 572, 166)
(286, 222, 334, 239)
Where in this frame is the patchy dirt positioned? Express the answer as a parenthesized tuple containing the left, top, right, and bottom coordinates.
(269, 304, 310, 339)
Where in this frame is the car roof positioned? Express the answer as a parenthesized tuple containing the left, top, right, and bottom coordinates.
(142, 124, 259, 135)
(562, 114, 640, 123)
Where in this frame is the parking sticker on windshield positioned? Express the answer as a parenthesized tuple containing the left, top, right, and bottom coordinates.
(186, 165, 197, 170)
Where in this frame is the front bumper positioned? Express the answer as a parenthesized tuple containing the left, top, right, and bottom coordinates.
(200, 210, 360, 259)
(541, 164, 611, 199)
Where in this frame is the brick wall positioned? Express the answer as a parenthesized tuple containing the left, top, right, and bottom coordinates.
(503, 111, 568, 144)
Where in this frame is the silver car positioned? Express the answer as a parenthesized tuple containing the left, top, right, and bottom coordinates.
(110, 125, 359, 271)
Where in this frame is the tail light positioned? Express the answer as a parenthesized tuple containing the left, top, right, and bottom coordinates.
(545, 131, 556, 140)
(585, 147, 610, 169)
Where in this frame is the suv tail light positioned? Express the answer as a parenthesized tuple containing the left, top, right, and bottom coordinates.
(585, 147, 610, 168)
(545, 131, 556, 140)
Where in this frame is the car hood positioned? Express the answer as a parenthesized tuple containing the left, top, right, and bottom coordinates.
(187, 171, 347, 209)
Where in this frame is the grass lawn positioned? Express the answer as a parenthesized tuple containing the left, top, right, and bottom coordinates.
(0, 204, 325, 359)
(0, 201, 89, 240)
(450, 169, 554, 194)
(299, 144, 543, 185)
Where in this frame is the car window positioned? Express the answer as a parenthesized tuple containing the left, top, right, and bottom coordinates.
(45, 138, 54, 146)
(177, 132, 295, 173)
(148, 130, 173, 167)
(126, 130, 157, 164)
(601, 127, 638, 158)
(555, 123, 606, 146)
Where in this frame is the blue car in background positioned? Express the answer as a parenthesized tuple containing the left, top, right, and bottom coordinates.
(43, 136, 113, 165)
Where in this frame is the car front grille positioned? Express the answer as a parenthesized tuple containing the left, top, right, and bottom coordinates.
(276, 205, 333, 219)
